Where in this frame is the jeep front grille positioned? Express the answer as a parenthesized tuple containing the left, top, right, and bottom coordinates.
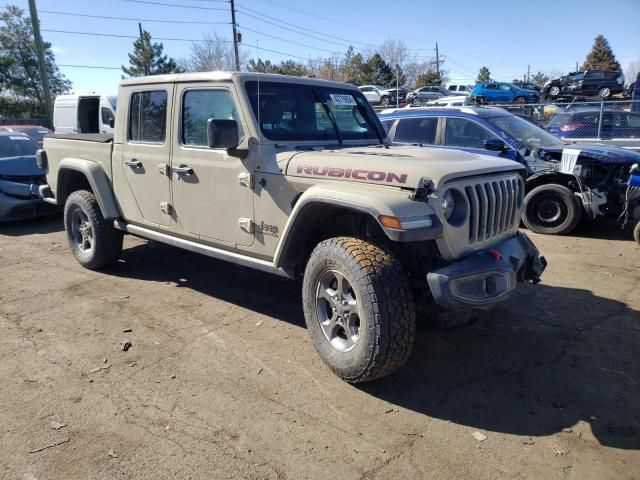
(464, 176, 524, 245)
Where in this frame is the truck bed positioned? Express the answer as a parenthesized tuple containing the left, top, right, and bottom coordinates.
(43, 135, 115, 195)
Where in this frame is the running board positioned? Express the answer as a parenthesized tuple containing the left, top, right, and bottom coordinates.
(114, 220, 291, 278)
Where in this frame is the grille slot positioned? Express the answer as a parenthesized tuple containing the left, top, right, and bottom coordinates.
(464, 176, 522, 245)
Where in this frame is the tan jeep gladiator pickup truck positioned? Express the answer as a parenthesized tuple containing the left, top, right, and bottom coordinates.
(39, 72, 546, 382)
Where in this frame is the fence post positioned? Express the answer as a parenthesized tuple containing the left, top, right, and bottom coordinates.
(597, 100, 604, 139)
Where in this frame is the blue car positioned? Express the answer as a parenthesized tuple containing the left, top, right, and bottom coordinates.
(471, 82, 539, 104)
(0, 131, 58, 221)
(379, 107, 640, 237)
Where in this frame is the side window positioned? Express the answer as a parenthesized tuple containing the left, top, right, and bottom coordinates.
(182, 89, 244, 147)
(101, 107, 114, 126)
(499, 84, 512, 91)
(129, 90, 167, 143)
(485, 84, 497, 90)
(445, 118, 494, 149)
(394, 117, 438, 144)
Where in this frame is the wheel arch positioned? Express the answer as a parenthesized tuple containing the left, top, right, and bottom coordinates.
(273, 184, 440, 273)
(56, 158, 121, 220)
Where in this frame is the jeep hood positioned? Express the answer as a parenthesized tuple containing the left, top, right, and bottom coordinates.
(283, 145, 524, 188)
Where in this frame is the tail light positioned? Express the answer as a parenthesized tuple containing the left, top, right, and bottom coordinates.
(560, 122, 586, 132)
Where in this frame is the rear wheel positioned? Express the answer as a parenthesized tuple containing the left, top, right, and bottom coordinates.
(411, 97, 422, 107)
(598, 87, 611, 98)
(64, 190, 123, 270)
(548, 85, 560, 97)
(380, 95, 390, 106)
(634, 221, 640, 245)
(302, 237, 415, 383)
(515, 96, 526, 104)
(522, 184, 582, 235)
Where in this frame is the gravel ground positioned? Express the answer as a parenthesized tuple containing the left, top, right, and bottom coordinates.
(1, 217, 638, 480)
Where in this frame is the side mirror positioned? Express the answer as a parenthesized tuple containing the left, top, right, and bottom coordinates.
(108, 117, 115, 128)
(207, 118, 239, 149)
(484, 138, 507, 152)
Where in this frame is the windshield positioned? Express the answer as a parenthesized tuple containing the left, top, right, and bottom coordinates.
(486, 114, 564, 150)
(245, 81, 383, 143)
(0, 135, 40, 158)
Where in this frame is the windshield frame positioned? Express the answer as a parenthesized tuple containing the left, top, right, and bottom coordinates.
(243, 79, 387, 147)
(485, 114, 565, 152)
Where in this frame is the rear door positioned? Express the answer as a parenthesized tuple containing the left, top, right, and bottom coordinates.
(119, 88, 172, 227)
(170, 84, 254, 246)
(391, 116, 439, 145)
(442, 117, 502, 156)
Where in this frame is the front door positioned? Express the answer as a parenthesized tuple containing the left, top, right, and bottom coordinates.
(170, 85, 254, 247)
(119, 88, 172, 227)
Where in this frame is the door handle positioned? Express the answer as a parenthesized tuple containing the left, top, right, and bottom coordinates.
(125, 159, 142, 168)
(173, 165, 194, 175)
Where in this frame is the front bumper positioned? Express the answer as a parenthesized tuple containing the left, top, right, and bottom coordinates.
(427, 233, 546, 310)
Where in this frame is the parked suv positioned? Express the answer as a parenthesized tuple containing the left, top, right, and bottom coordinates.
(543, 70, 625, 99)
(447, 84, 472, 95)
(358, 85, 393, 105)
(407, 86, 451, 106)
(471, 82, 540, 104)
(40, 72, 546, 383)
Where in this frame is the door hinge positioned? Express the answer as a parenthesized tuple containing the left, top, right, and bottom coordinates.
(238, 217, 254, 233)
(238, 172, 253, 188)
(160, 202, 172, 215)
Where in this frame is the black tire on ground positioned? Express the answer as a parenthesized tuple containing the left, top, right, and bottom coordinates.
(515, 96, 526, 104)
(548, 86, 560, 97)
(411, 97, 422, 107)
(302, 237, 416, 383)
(522, 184, 582, 235)
(634, 222, 640, 245)
(64, 190, 123, 270)
(380, 95, 390, 106)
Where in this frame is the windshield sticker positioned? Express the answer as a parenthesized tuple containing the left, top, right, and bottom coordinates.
(9, 136, 30, 140)
(329, 94, 357, 106)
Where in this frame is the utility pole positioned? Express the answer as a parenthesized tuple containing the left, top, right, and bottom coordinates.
(138, 23, 150, 76)
(435, 42, 440, 78)
(527, 64, 530, 82)
(230, 0, 240, 71)
(28, 0, 53, 129)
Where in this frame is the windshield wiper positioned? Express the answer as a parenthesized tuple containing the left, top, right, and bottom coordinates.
(312, 89, 343, 146)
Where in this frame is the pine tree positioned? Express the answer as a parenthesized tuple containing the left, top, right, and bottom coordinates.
(582, 35, 621, 71)
(415, 70, 442, 88)
(477, 66, 491, 82)
(0, 5, 71, 116)
(122, 30, 180, 77)
(367, 54, 394, 87)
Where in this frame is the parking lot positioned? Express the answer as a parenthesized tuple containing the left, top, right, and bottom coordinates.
(1, 218, 638, 480)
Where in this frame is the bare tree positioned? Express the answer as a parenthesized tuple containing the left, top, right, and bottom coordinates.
(378, 38, 409, 70)
(625, 59, 640, 82)
(179, 33, 247, 72)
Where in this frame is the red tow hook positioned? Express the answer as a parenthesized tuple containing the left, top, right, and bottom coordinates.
(488, 248, 502, 261)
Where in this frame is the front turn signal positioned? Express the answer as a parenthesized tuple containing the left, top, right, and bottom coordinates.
(378, 215, 402, 230)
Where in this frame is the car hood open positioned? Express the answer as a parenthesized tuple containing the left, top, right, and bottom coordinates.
(283, 145, 524, 189)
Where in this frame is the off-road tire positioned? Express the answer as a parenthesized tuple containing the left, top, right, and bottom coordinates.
(64, 190, 123, 270)
(302, 237, 416, 383)
(522, 184, 582, 235)
(634, 221, 640, 246)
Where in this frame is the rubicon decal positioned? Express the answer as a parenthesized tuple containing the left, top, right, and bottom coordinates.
(296, 165, 408, 184)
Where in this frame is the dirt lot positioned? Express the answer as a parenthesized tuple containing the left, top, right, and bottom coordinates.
(1, 218, 638, 480)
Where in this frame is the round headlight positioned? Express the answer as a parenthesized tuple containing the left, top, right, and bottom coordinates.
(441, 189, 455, 221)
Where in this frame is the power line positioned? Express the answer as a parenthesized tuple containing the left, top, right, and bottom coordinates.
(39, 10, 229, 25)
(241, 26, 338, 55)
(42, 28, 228, 43)
(122, 0, 227, 10)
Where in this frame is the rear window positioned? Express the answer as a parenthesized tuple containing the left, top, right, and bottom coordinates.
(0, 135, 39, 158)
(128, 90, 168, 143)
(13, 127, 49, 142)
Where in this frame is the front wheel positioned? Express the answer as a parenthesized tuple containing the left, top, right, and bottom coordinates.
(64, 190, 123, 270)
(548, 86, 560, 97)
(411, 97, 422, 107)
(515, 96, 526, 104)
(380, 95, 390, 106)
(302, 237, 416, 383)
(522, 184, 582, 235)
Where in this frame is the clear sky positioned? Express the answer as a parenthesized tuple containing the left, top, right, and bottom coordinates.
(8, 0, 640, 93)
